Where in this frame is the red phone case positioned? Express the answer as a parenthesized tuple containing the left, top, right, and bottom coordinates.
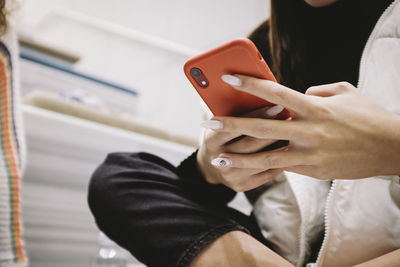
(184, 38, 288, 118)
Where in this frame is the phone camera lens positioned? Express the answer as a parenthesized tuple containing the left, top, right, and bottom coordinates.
(190, 68, 201, 77)
(189, 67, 209, 88)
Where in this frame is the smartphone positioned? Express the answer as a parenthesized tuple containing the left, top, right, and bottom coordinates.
(184, 38, 289, 118)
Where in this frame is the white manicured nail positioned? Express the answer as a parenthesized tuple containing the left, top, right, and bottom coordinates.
(221, 75, 242, 87)
(211, 158, 232, 167)
(200, 120, 223, 130)
(265, 105, 284, 117)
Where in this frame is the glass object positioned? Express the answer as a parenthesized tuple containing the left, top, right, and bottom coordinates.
(91, 232, 145, 267)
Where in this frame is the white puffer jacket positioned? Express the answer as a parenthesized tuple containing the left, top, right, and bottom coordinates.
(253, 1, 400, 266)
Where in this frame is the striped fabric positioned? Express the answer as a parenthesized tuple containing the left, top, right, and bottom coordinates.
(0, 41, 26, 265)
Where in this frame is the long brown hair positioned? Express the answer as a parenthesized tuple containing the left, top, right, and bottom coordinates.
(269, 0, 307, 91)
(0, 0, 7, 34)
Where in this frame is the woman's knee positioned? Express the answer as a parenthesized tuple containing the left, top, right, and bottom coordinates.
(87, 152, 181, 220)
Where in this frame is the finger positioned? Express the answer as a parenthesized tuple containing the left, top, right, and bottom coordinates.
(261, 140, 289, 151)
(241, 105, 284, 119)
(220, 167, 266, 178)
(212, 116, 307, 141)
(224, 136, 276, 154)
(241, 168, 282, 192)
(202, 104, 283, 150)
(219, 167, 265, 189)
(305, 82, 353, 97)
(216, 148, 308, 169)
(203, 129, 243, 149)
(224, 74, 311, 115)
(219, 168, 280, 192)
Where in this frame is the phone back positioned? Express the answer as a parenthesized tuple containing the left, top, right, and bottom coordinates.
(184, 38, 277, 116)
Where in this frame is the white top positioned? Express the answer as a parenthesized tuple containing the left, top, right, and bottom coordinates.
(254, 1, 400, 266)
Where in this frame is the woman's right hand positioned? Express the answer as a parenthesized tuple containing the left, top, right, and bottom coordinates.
(197, 105, 285, 192)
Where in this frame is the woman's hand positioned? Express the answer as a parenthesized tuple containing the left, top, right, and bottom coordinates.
(203, 74, 400, 180)
(197, 105, 285, 192)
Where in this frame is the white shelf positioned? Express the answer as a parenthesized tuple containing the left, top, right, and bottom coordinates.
(22, 105, 195, 267)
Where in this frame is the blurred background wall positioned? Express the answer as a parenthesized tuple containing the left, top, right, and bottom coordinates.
(16, 1, 271, 266)
(19, 0, 270, 137)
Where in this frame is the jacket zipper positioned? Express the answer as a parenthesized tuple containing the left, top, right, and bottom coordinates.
(313, 181, 336, 266)
(297, 199, 306, 267)
(313, 1, 398, 266)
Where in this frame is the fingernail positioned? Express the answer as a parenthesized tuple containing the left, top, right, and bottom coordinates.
(211, 157, 232, 167)
(221, 75, 242, 87)
(265, 105, 284, 117)
(200, 120, 223, 130)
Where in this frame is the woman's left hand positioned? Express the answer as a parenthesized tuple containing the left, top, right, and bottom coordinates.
(205, 74, 400, 180)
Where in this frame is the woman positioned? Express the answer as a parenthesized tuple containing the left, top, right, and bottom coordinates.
(88, 0, 400, 266)
(0, 0, 28, 266)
